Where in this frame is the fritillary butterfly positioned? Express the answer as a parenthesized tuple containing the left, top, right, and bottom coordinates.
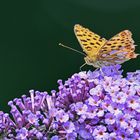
(74, 24, 139, 68)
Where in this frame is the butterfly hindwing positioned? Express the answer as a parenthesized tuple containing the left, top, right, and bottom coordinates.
(97, 30, 138, 65)
(74, 24, 107, 57)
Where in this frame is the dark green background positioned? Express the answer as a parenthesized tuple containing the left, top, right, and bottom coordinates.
(0, 0, 140, 111)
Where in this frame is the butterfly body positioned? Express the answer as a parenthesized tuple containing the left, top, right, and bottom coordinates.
(74, 24, 139, 68)
(84, 57, 103, 68)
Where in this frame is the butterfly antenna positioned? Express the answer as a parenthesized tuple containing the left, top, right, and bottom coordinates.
(80, 63, 87, 71)
(59, 43, 86, 56)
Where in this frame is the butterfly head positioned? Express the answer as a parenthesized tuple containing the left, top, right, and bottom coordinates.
(84, 56, 100, 68)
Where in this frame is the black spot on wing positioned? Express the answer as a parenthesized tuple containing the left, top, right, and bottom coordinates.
(113, 42, 117, 44)
(118, 45, 122, 48)
(80, 39, 87, 42)
(96, 42, 101, 45)
(87, 38, 91, 41)
(90, 42, 94, 45)
(77, 34, 82, 37)
(88, 34, 92, 37)
(93, 38, 97, 40)
(106, 43, 112, 46)
(83, 44, 88, 46)
(111, 46, 116, 48)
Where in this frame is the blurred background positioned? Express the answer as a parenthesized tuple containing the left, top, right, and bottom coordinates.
(0, 0, 140, 111)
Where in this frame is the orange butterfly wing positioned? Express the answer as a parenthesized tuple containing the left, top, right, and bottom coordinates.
(74, 24, 107, 62)
(97, 30, 139, 66)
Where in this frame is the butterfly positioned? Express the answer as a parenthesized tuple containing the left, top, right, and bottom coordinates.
(74, 24, 139, 68)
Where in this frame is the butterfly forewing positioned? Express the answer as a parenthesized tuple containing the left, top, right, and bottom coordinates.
(74, 24, 107, 58)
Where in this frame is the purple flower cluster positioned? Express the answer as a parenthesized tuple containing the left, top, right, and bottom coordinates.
(0, 91, 57, 139)
(0, 65, 140, 140)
